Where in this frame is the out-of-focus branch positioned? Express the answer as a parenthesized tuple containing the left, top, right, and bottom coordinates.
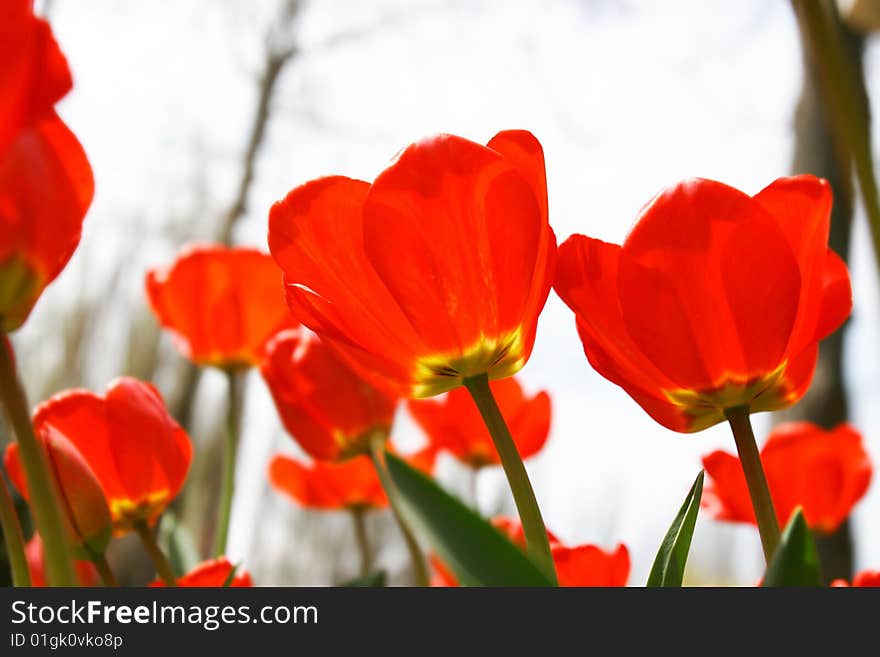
(217, 2, 301, 245)
(781, 0, 866, 583)
(792, 0, 880, 268)
(177, 0, 304, 556)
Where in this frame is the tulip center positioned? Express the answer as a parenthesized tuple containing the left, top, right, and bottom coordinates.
(411, 329, 526, 397)
(110, 491, 172, 534)
(665, 361, 795, 431)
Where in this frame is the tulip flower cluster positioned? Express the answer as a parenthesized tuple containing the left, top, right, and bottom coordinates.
(0, 0, 876, 589)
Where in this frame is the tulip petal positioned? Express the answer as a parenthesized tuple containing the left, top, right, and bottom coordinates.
(363, 134, 546, 371)
(32, 378, 191, 530)
(146, 246, 295, 366)
(486, 130, 548, 221)
(752, 175, 848, 353)
(408, 376, 550, 466)
(150, 558, 253, 587)
(507, 389, 551, 461)
(704, 422, 871, 533)
(261, 329, 397, 461)
(552, 543, 630, 587)
(815, 248, 852, 342)
(701, 450, 754, 524)
(0, 0, 72, 153)
(269, 176, 423, 389)
(0, 114, 93, 330)
(619, 179, 800, 390)
(104, 378, 191, 506)
(268, 454, 386, 510)
(555, 235, 696, 430)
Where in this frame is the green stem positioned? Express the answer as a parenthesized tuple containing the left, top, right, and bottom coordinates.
(214, 370, 242, 557)
(0, 472, 30, 586)
(463, 374, 557, 584)
(135, 521, 177, 586)
(91, 552, 118, 587)
(350, 507, 371, 577)
(0, 334, 76, 585)
(725, 406, 781, 564)
(368, 434, 430, 586)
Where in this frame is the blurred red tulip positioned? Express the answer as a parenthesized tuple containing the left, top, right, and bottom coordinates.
(145, 245, 296, 368)
(261, 329, 397, 461)
(0, 0, 71, 152)
(268, 130, 556, 398)
(408, 376, 550, 468)
(831, 570, 880, 587)
(268, 454, 387, 510)
(150, 558, 252, 587)
(555, 176, 851, 432)
(432, 517, 629, 587)
(6, 427, 112, 557)
(703, 422, 871, 533)
(0, 0, 92, 331)
(32, 377, 192, 533)
(552, 544, 630, 587)
(429, 554, 458, 587)
(268, 445, 436, 511)
(25, 534, 98, 587)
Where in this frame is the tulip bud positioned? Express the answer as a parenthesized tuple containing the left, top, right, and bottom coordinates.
(5, 428, 112, 560)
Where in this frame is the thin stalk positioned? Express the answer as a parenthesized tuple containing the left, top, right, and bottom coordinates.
(0, 334, 75, 585)
(725, 406, 781, 563)
(350, 507, 371, 577)
(463, 374, 557, 584)
(214, 369, 243, 557)
(368, 434, 430, 586)
(135, 521, 177, 586)
(0, 473, 30, 586)
(91, 552, 118, 587)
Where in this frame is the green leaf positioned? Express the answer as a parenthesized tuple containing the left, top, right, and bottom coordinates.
(647, 470, 704, 587)
(341, 571, 387, 587)
(157, 511, 200, 577)
(762, 509, 822, 587)
(384, 452, 553, 587)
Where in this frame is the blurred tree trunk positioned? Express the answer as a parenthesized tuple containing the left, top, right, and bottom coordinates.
(777, 6, 866, 584)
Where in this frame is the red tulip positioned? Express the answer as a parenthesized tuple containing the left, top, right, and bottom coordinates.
(24, 534, 98, 587)
(431, 517, 629, 587)
(145, 245, 297, 368)
(554, 176, 851, 432)
(429, 554, 458, 587)
(0, 0, 71, 152)
(831, 570, 880, 588)
(6, 427, 112, 557)
(150, 558, 252, 587)
(0, 1, 92, 331)
(261, 329, 397, 461)
(268, 131, 556, 398)
(408, 376, 550, 468)
(268, 445, 437, 511)
(268, 454, 387, 510)
(702, 422, 871, 533)
(31, 377, 192, 533)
